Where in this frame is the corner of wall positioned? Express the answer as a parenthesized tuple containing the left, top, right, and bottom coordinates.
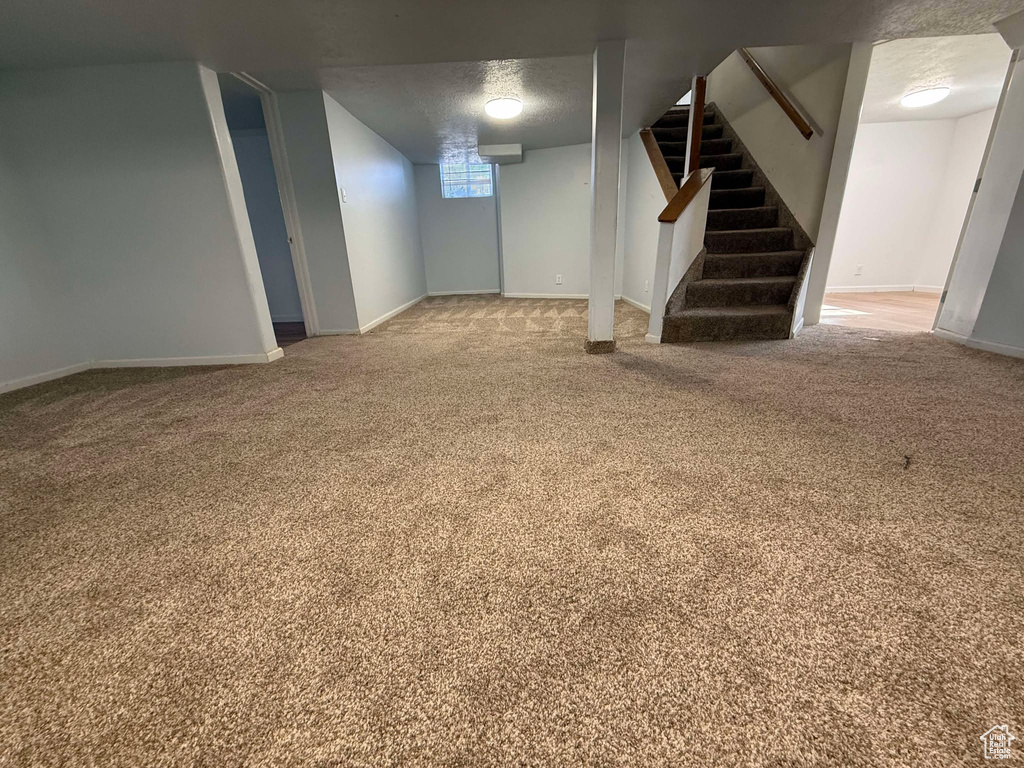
(197, 64, 279, 356)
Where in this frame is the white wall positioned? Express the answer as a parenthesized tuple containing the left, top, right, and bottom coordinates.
(231, 129, 305, 322)
(970, 170, 1024, 353)
(413, 165, 500, 295)
(0, 62, 278, 378)
(499, 143, 593, 298)
(622, 131, 667, 311)
(827, 110, 995, 292)
(0, 143, 84, 391)
(323, 94, 426, 331)
(276, 91, 360, 333)
(708, 44, 852, 241)
(919, 109, 996, 288)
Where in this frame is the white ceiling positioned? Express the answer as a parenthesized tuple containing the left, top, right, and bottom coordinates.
(861, 34, 1011, 122)
(320, 57, 593, 164)
(4, 0, 1023, 161)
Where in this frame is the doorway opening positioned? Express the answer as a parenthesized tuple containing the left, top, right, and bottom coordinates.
(218, 74, 313, 346)
(822, 34, 1009, 332)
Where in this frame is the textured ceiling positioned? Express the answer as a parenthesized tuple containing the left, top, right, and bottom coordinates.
(321, 57, 592, 164)
(862, 34, 1011, 122)
(3, 0, 1023, 160)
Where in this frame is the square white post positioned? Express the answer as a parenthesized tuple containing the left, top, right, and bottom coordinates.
(586, 39, 626, 354)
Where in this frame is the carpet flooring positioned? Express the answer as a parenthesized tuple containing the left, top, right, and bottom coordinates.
(1, 295, 1022, 766)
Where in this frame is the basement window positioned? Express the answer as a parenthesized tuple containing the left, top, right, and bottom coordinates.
(440, 163, 494, 199)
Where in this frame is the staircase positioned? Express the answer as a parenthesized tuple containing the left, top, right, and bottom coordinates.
(650, 105, 812, 342)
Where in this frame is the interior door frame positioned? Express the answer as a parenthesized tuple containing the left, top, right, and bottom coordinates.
(229, 72, 320, 336)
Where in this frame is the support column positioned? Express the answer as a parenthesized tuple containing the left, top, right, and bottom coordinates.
(586, 39, 626, 354)
(802, 42, 872, 327)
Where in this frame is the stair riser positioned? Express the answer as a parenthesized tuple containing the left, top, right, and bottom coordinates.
(654, 129, 722, 157)
(699, 153, 742, 171)
(703, 253, 804, 279)
(685, 281, 794, 308)
(710, 171, 754, 190)
(657, 141, 687, 156)
(662, 312, 792, 343)
(705, 229, 793, 253)
(700, 138, 732, 154)
(707, 207, 778, 230)
(679, 171, 756, 187)
(663, 154, 742, 173)
(654, 112, 716, 129)
(709, 188, 766, 209)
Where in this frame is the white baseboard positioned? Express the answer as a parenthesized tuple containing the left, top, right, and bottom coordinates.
(270, 314, 305, 323)
(0, 361, 92, 395)
(502, 292, 589, 299)
(620, 295, 651, 313)
(427, 289, 501, 296)
(1, 347, 285, 395)
(317, 328, 360, 335)
(644, 333, 661, 344)
(826, 284, 914, 293)
(933, 328, 1024, 359)
(791, 315, 805, 337)
(94, 349, 284, 368)
(826, 284, 943, 294)
(358, 293, 427, 334)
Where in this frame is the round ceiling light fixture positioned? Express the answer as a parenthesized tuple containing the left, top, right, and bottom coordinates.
(900, 87, 951, 109)
(485, 98, 523, 119)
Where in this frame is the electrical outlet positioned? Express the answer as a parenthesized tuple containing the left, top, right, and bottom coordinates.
(555, 274, 563, 285)
(854, 264, 863, 276)
(644, 280, 649, 293)
(340, 187, 348, 203)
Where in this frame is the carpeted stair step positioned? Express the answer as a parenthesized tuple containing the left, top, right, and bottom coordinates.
(700, 138, 733, 155)
(708, 169, 755, 190)
(657, 141, 688, 157)
(664, 153, 743, 173)
(662, 156, 688, 173)
(653, 109, 716, 128)
(704, 227, 794, 253)
(706, 206, 778, 231)
(656, 126, 722, 148)
(710, 187, 766, 209)
(699, 152, 742, 171)
(663, 305, 792, 343)
(685, 276, 796, 308)
(703, 251, 805, 279)
(654, 126, 690, 142)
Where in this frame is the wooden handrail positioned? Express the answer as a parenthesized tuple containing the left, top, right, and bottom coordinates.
(659, 167, 713, 223)
(738, 48, 814, 140)
(640, 129, 678, 202)
(687, 77, 707, 174)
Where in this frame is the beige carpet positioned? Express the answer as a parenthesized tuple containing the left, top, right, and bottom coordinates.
(1, 295, 1022, 766)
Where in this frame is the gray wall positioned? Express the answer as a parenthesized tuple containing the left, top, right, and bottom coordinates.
(0, 61, 276, 385)
(323, 94, 427, 330)
(414, 164, 501, 295)
(0, 141, 82, 390)
(231, 130, 304, 322)
(972, 171, 1024, 350)
(276, 91, 360, 333)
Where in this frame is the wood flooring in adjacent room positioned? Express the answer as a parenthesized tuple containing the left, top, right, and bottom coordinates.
(820, 290, 940, 332)
(1, 295, 1022, 766)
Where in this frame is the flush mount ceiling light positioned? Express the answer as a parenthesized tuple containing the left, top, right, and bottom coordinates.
(485, 98, 523, 119)
(900, 87, 951, 109)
